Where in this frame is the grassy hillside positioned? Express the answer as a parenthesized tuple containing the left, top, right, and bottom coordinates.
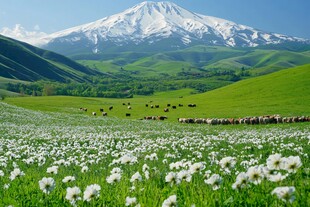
(184, 63, 310, 118)
(4, 64, 309, 121)
(0, 35, 101, 82)
(78, 45, 310, 78)
(205, 49, 310, 75)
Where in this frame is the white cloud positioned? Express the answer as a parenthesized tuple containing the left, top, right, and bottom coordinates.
(0, 24, 48, 46)
(34, 24, 41, 31)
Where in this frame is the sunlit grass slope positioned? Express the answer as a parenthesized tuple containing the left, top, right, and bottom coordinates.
(4, 64, 309, 121)
(182, 63, 310, 118)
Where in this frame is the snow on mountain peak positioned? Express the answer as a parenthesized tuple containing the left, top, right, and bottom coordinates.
(41, 1, 307, 54)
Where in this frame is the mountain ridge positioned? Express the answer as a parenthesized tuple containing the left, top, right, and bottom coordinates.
(41, 1, 308, 56)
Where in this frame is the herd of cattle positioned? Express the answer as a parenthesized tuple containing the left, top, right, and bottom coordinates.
(80, 104, 309, 125)
(178, 115, 310, 125)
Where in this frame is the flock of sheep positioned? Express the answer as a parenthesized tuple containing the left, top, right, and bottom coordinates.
(178, 115, 310, 125)
(80, 103, 309, 125)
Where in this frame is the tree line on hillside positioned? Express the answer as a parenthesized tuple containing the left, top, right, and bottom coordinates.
(5, 68, 250, 98)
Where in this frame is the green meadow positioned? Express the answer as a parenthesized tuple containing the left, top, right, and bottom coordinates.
(4, 64, 310, 121)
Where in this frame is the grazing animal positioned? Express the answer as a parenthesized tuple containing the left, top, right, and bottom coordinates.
(275, 116, 283, 123)
(126, 113, 131, 117)
(100, 108, 104, 112)
(178, 104, 183, 107)
(228, 118, 235, 125)
(194, 118, 203, 124)
(155, 105, 159, 108)
(92, 112, 96, 116)
(188, 104, 196, 107)
(109, 106, 113, 111)
(102, 112, 108, 116)
(146, 104, 148, 107)
(150, 105, 154, 108)
(157, 116, 167, 120)
(128, 106, 132, 109)
(167, 104, 171, 107)
(164, 108, 169, 112)
(178, 118, 187, 123)
(144, 116, 153, 120)
(122, 103, 126, 105)
(292, 117, 299, 123)
(128, 102, 131, 105)
(172, 106, 177, 109)
(79, 108, 87, 112)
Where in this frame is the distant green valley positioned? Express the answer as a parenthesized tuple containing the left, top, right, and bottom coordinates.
(1, 34, 310, 99)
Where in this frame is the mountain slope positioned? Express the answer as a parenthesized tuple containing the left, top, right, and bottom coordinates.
(0, 35, 101, 82)
(41, 1, 308, 56)
(204, 49, 310, 74)
(181, 63, 310, 117)
(78, 45, 310, 77)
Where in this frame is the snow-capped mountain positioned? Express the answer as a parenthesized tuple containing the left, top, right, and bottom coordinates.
(41, 1, 307, 55)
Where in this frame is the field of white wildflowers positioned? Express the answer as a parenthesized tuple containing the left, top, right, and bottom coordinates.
(0, 102, 309, 206)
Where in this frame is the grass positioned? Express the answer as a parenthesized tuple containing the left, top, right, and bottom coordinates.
(3, 64, 310, 121)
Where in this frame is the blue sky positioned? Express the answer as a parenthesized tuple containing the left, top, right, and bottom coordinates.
(0, 0, 309, 41)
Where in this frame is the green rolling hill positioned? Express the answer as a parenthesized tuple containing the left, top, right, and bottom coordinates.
(204, 49, 310, 75)
(0, 35, 102, 83)
(182, 63, 310, 117)
(4, 64, 310, 119)
(77, 45, 310, 78)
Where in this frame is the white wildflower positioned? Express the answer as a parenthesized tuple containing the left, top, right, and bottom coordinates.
(125, 196, 139, 206)
(142, 164, 149, 172)
(219, 156, 237, 172)
(205, 174, 222, 190)
(284, 156, 302, 173)
(66, 186, 81, 204)
(246, 165, 264, 185)
(176, 170, 192, 184)
(9, 168, 25, 181)
(266, 153, 285, 170)
(110, 167, 122, 174)
(39, 177, 55, 194)
(83, 184, 101, 202)
(106, 173, 122, 184)
(46, 166, 58, 174)
(271, 186, 295, 203)
(62, 176, 75, 183)
(81, 166, 89, 173)
(189, 162, 205, 174)
(165, 172, 177, 186)
(162, 195, 177, 207)
(232, 172, 248, 190)
(130, 172, 142, 182)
